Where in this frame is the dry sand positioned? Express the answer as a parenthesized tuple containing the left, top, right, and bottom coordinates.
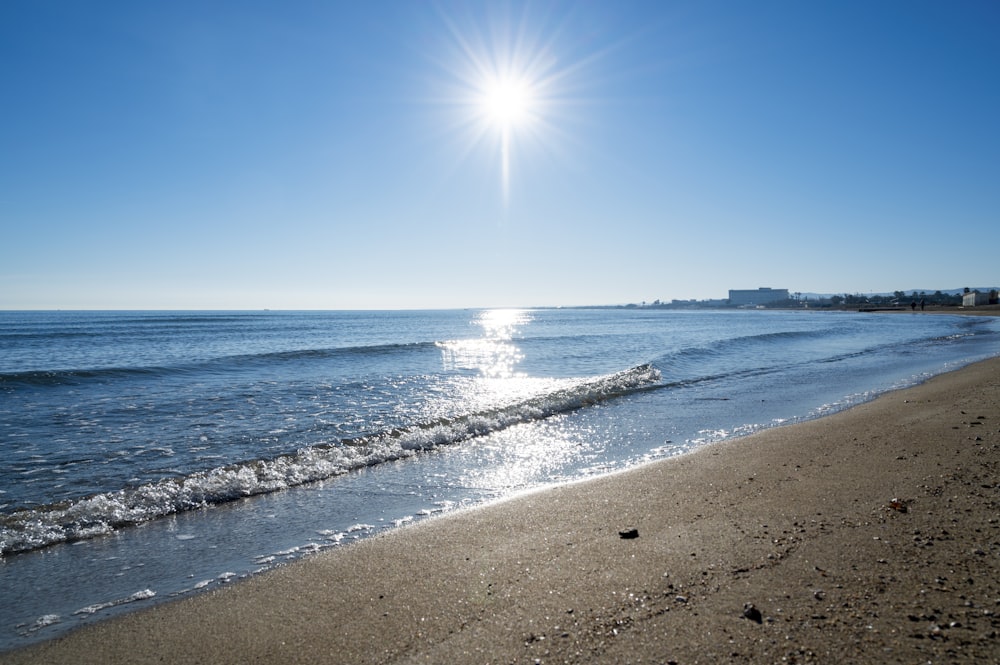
(4, 356, 999, 664)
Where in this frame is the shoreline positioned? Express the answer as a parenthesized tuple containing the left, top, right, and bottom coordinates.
(4, 355, 998, 664)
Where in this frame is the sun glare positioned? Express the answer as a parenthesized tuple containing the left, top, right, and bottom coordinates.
(481, 77, 533, 129)
(434, 6, 595, 206)
(475, 74, 537, 203)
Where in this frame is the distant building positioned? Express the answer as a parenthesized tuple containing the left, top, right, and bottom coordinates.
(728, 287, 790, 306)
(963, 291, 989, 307)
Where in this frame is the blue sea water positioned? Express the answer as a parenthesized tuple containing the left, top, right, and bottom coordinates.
(1, 308, 998, 650)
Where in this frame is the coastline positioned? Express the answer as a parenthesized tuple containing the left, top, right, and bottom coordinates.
(868, 305, 1000, 317)
(4, 355, 998, 664)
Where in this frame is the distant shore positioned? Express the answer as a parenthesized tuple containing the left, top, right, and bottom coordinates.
(576, 303, 1000, 315)
(5, 338, 998, 663)
(859, 304, 1000, 316)
(900, 304, 1000, 316)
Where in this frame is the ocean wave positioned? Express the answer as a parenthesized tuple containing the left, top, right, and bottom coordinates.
(0, 341, 441, 387)
(654, 326, 876, 376)
(688, 328, 832, 357)
(0, 364, 661, 556)
(219, 340, 440, 366)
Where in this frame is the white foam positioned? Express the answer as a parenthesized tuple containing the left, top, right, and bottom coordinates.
(27, 615, 61, 632)
(73, 589, 155, 616)
(346, 523, 375, 533)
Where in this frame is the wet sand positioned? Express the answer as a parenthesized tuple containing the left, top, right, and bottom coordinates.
(4, 356, 999, 664)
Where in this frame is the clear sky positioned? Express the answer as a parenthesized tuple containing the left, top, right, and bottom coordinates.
(2, 1, 997, 309)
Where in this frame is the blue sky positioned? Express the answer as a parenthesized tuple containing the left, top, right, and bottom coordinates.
(2, 1, 997, 309)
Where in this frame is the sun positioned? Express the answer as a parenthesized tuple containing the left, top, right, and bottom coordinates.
(473, 71, 539, 203)
(432, 5, 595, 206)
(481, 77, 534, 129)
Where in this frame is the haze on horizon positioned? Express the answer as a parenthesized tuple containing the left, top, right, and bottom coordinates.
(2, 1, 997, 310)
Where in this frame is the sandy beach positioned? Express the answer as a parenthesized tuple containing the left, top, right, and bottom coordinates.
(4, 353, 999, 664)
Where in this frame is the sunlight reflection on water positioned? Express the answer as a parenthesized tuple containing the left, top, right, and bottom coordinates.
(448, 416, 590, 491)
(437, 309, 530, 378)
(432, 309, 570, 422)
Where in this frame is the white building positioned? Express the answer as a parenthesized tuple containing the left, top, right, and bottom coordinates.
(963, 291, 989, 307)
(728, 288, 790, 306)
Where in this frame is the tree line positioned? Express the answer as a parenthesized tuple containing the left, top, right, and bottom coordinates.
(828, 290, 963, 307)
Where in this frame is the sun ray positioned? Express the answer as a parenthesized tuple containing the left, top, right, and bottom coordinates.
(423, 4, 617, 209)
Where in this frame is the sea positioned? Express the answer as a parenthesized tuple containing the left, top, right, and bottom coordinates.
(1, 308, 998, 650)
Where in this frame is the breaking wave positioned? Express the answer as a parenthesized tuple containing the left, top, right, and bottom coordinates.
(0, 364, 660, 556)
